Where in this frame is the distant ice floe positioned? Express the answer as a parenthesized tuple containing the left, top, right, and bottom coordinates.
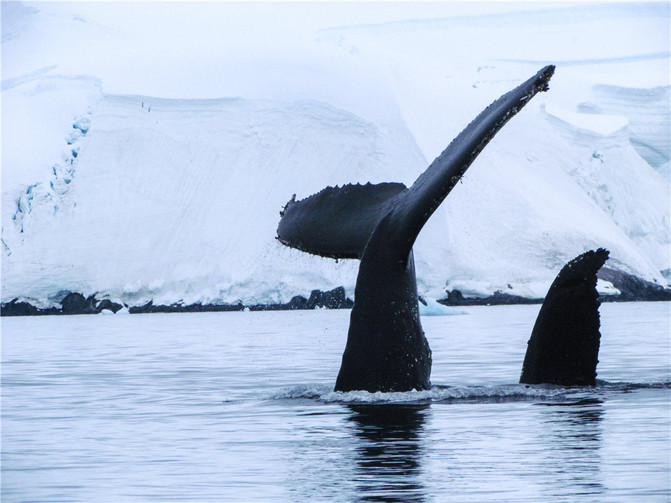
(419, 298, 464, 316)
(597, 279, 620, 297)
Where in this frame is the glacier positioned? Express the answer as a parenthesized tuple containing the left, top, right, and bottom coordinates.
(1, 1, 669, 310)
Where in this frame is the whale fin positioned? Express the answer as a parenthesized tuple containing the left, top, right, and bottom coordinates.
(277, 182, 406, 259)
(389, 65, 555, 262)
(520, 248, 609, 386)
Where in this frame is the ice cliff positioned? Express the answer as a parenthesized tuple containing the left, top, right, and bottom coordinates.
(2, 2, 669, 309)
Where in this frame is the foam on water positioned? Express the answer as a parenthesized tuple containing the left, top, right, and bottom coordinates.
(270, 380, 671, 404)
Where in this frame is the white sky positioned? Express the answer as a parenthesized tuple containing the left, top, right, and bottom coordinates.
(2, 1, 606, 97)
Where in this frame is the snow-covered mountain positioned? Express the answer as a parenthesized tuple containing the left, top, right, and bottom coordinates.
(2, 2, 669, 309)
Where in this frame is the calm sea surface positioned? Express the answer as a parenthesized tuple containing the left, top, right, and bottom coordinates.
(2, 302, 669, 502)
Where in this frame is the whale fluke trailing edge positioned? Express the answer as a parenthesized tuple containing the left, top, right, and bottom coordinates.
(278, 65, 555, 392)
(520, 248, 609, 386)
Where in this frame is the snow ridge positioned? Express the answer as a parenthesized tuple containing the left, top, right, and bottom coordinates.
(590, 84, 670, 176)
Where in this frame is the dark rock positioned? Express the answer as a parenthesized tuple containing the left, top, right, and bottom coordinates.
(129, 300, 246, 314)
(441, 289, 542, 306)
(61, 292, 98, 315)
(306, 286, 353, 309)
(3, 288, 353, 317)
(285, 295, 309, 310)
(95, 299, 123, 314)
(1, 298, 40, 316)
(247, 287, 353, 311)
(182, 303, 244, 313)
(598, 267, 671, 302)
(129, 301, 154, 314)
(1, 298, 58, 316)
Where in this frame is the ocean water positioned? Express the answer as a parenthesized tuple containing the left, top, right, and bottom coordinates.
(2, 302, 669, 502)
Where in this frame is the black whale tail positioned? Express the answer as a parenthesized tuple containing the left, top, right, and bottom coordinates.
(277, 65, 555, 263)
(520, 248, 610, 386)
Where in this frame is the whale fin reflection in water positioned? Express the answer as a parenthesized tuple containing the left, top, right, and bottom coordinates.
(277, 66, 555, 393)
(520, 248, 610, 386)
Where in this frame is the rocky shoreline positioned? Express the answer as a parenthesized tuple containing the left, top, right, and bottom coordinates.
(2, 269, 670, 317)
(440, 267, 671, 306)
(1, 287, 354, 317)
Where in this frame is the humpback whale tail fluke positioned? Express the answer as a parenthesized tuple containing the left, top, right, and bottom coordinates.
(520, 248, 610, 386)
(277, 66, 555, 392)
(278, 65, 555, 262)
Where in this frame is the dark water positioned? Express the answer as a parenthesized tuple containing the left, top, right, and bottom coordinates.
(2, 302, 669, 501)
